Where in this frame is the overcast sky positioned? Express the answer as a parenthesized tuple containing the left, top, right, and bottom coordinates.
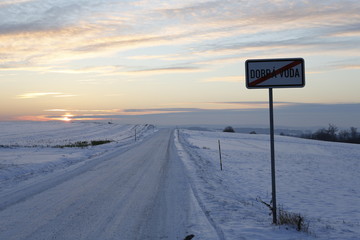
(0, 0, 359, 128)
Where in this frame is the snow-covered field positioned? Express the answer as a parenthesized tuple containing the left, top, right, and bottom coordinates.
(176, 129, 360, 240)
(0, 121, 359, 239)
(0, 121, 154, 190)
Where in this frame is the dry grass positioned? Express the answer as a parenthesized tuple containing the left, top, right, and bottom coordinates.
(278, 207, 309, 232)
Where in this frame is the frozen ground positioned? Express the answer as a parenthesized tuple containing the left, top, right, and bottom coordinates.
(0, 122, 216, 240)
(176, 129, 360, 239)
(0, 122, 359, 239)
(0, 121, 154, 190)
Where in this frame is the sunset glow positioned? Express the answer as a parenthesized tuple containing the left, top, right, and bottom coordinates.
(61, 114, 74, 122)
(0, 0, 359, 127)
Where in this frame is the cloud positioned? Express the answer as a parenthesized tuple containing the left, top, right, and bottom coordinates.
(0, 0, 359, 97)
(53, 94, 78, 98)
(16, 92, 76, 99)
(124, 108, 202, 113)
(47, 63, 204, 77)
(1, 0, 359, 72)
(0, 0, 32, 7)
(13, 102, 359, 128)
(40, 108, 123, 121)
(45, 109, 120, 113)
(0, 1, 123, 66)
(0, 1, 85, 35)
(46, 65, 122, 75)
(16, 92, 62, 99)
(344, 65, 360, 70)
(72, 35, 168, 53)
(38, 102, 359, 128)
(125, 66, 204, 75)
(203, 75, 243, 83)
(44, 109, 68, 112)
(127, 54, 172, 60)
(158, 0, 360, 56)
(209, 101, 297, 110)
(333, 64, 360, 70)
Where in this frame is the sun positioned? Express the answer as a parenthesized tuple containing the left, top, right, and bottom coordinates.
(62, 116, 72, 122)
(61, 113, 74, 122)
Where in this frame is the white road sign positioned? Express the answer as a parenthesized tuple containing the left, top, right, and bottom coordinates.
(245, 58, 305, 89)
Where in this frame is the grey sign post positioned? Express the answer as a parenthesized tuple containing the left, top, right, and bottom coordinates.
(245, 58, 305, 224)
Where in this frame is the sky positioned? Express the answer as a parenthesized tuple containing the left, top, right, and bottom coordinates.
(0, 0, 359, 128)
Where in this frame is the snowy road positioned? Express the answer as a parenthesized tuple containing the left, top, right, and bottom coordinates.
(0, 129, 196, 240)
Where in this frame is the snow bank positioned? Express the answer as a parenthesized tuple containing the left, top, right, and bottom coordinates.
(176, 129, 360, 240)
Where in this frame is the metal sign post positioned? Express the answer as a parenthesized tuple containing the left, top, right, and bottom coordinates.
(245, 58, 305, 224)
(269, 88, 277, 224)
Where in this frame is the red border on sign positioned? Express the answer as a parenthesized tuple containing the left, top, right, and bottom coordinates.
(245, 58, 305, 89)
(249, 60, 302, 87)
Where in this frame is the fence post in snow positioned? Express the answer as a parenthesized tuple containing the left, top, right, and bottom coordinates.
(218, 140, 223, 171)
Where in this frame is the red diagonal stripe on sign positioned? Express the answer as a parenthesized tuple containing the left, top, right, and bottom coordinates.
(249, 60, 302, 87)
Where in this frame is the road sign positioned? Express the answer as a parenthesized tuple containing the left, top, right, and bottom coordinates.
(245, 58, 305, 89)
(244, 57, 306, 224)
